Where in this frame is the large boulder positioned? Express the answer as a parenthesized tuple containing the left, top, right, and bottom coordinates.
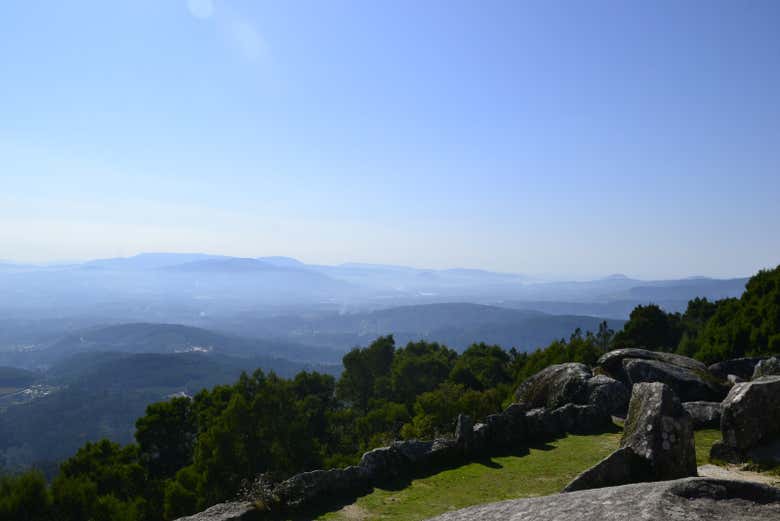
(562, 447, 652, 492)
(598, 348, 708, 377)
(621, 382, 697, 479)
(752, 356, 780, 379)
(514, 363, 630, 418)
(358, 440, 433, 482)
(550, 403, 613, 435)
(272, 466, 368, 510)
(709, 357, 765, 381)
(683, 401, 722, 429)
(716, 375, 780, 455)
(563, 382, 696, 492)
(454, 414, 473, 449)
(586, 374, 630, 416)
(425, 478, 780, 521)
(597, 348, 727, 402)
(514, 363, 591, 409)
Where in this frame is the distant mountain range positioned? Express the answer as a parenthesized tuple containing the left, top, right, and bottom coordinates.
(0, 322, 345, 368)
(0, 252, 749, 355)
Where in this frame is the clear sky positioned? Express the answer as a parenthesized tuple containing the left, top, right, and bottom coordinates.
(2, 0, 779, 279)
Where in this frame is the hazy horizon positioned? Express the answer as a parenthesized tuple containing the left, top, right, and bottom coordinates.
(3, 1, 779, 279)
(0, 250, 765, 282)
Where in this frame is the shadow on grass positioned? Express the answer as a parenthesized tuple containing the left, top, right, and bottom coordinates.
(269, 442, 574, 520)
(266, 423, 624, 520)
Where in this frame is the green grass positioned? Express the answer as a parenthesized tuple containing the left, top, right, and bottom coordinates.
(318, 432, 621, 521)
(694, 429, 722, 465)
(317, 428, 730, 521)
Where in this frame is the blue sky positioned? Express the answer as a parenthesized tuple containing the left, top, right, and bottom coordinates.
(2, 0, 779, 279)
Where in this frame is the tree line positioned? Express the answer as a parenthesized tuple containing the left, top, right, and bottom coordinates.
(2, 265, 778, 521)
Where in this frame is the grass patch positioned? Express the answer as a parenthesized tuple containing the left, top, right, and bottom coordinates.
(315, 428, 742, 521)
(318, 432, 621, 521)
(694, 429, 722, 466)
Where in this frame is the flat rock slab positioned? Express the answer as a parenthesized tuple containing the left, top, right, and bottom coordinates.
(698, 464, 780, 487)
(683, 401, 722, 429)
(425, 478, 780, 521)
(174, 501, 259, 521)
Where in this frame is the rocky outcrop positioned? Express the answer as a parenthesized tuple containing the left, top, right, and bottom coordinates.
(562, 447, 652, 492)
(272, 466, 369, 510)
(174, 502, 260, 521)
(597, 348, 728, 402)
(621, 382, 696, 478)
(359, 440, 437, 482)
(454, 413, 473, 449)
(711, 375, 780, 463)
(514, 363, 630, 416)
(599, 348, 708, 377)
(514, 362, 591, 409)
(425, 478, 780, 521)
(683, 401, 722, 429)
(752, 356, 780, 379)
(708, 357, 765, 381)
(563, 382, 696, 492)
(586, 374, 630, 416)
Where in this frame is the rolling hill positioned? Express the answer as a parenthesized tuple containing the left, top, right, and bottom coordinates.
(238, 303, 626, 352)
(2, 323, 344, 368)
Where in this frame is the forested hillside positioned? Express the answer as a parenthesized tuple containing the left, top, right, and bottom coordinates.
(0, 351, 340, 473)
(612, 266, 780, 362)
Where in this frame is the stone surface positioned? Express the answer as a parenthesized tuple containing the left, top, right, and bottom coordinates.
(586, 374, 630, 416)
(559, 403, 613, 435)
(358, 440, 435, 481)
(597, 348, 727, 402)
(424, 478, 780, 521)
(710, 440, 743, 463)
(622, 358, 727, 402)
(709, 357, 765, 381)
(470, 422, 489, 453)
(562, 382, 696, 492)
(747, 439, 780, 465)
(427, 437, 458, 465)
(513, 362, 629, 419)
(752, 356, 780, 379)
(174, 501, 260, 521)
(524, 407, 563, 441)
(719, 375, 780, 452)
(727, 374, 744, 385)
(598, 348, 709, 379)
(392, 439, 434, 464)
(683, 401, 723, 429)
(563, 447, 652, 492)
(514, 362, 592, 409)
(273, 466, 368, 510)
(698, 463, 780, 486)
(621, 382, 697, 480)
(454, 414, 473, 449)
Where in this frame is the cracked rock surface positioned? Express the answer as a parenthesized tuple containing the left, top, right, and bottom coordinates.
(425, 478, 780, 521)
